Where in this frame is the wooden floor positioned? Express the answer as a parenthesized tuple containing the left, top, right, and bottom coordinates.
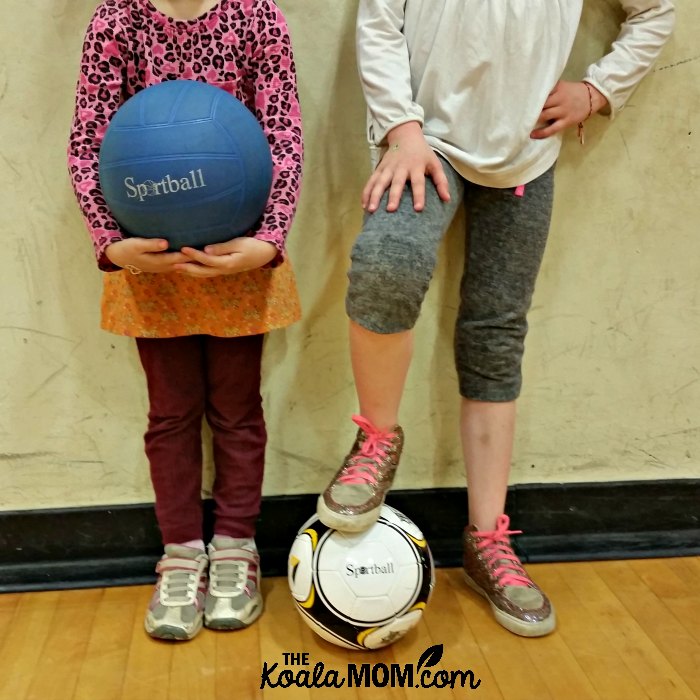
(0, 557, 699, 700)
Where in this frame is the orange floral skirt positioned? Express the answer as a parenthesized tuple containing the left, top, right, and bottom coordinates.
(101, 259, 301, 338)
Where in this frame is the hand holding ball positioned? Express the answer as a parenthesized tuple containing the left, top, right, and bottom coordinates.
(98, 80, 273, 251)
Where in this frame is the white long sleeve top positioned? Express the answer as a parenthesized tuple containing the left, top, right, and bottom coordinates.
(357, 0, 675, 187)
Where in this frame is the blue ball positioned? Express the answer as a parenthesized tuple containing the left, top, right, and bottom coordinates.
(98, 80, 273, 250)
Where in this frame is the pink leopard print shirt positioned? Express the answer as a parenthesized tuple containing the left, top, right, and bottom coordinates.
(68, 0, 303, 272)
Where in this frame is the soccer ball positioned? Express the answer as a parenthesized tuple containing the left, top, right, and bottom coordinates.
(288, 504, 435, 650)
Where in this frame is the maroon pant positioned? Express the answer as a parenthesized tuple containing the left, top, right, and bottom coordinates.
(136, 334, 266, 544)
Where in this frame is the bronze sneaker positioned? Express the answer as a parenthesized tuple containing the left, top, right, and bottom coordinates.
(316, 415, 404, 532)
(462, 514, 555, 637)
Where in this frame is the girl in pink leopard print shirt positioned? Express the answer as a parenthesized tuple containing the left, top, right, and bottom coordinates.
(68, 0, 303, 641)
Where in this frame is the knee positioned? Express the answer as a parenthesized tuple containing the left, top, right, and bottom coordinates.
(147, 397, 205, 432)
(346, 228, 437, 333)
(205, 395, 264, 434)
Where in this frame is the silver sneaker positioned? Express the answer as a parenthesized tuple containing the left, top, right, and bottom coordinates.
(317, 415, 404, 532)
(144, 544, 208, 641)
(204, 536, 263, 630)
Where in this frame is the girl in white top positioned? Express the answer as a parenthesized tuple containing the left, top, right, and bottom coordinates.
(316, 0, 675, 639)
(359, 0, 676, 191)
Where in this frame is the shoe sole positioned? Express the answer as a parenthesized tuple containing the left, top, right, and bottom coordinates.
(462, 571, 556, 638)
(144, 616, 202, 641)
(316, 495, 381, 532)
(204, 599, 263, 630)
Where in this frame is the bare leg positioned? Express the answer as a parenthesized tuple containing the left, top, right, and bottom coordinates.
(319, 162, 463, 530)
(350, 320, 412, 431)
(460, 398, 516, 530)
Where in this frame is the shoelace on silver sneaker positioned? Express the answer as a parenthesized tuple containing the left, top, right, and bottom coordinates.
(158, 561, 202, 605)
(210, 559, 248, 595)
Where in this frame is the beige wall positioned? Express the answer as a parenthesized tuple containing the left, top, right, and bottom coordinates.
(0, 1, 697, 510)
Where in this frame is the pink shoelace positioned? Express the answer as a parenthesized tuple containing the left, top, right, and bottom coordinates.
(473, 514, 532, 588)
(338, 415, 397, 486)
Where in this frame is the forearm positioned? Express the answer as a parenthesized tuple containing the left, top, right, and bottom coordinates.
(249, 1, 304, 262)
(584, 0, 675, 117)
(67, 4, 127, 271)
(251, 121, 303, 260)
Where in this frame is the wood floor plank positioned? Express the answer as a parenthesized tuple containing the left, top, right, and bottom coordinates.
(0, 592, 20, 634)
(288, 589, 408, 700)
(120, 585, 174, 700)
(512, 564, 601, 700)
(565, 561, 696, 700)
(168, 623, 217, 700)
(675, 556, 700, 575)
(423, 570, 503, 700)
(258, 574, 312, 699)
(295, 605, 361, 699)
(214, 610, 264, 700)
(629, 558, 697, 598)
(73, 587, 139, 700)
(663, 556, 700, 585)
(389, 616, 447, 700)
(595, 560, 700, 698)
(2, 559, 700, 700)
(630, 558, 700, 645)
(0, 591, 60, 700)
(450, 568, 554, 700)
(0, 592, 26, 693)
(24, 589, 102, 700)
(533, 565, 647, 700)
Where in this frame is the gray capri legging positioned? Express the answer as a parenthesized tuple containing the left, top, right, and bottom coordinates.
(346, 156, 555, 402)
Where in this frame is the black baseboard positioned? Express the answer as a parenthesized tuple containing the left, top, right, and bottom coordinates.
(0, 479, 698, 592)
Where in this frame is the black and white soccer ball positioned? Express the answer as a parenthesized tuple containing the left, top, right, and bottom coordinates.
(288, 504, 435, 650)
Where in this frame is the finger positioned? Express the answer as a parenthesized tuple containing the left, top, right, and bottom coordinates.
(408, 172, 426, 212)
(361, 174, 378, 209)
(173, 262, 222, 278)
(134, 253, 189, 272)
(134, 238, 170, 252)
(383, 171, 408, 212)
(202, 239, 245, 256)
(427, 160, 451, 202)
(144, 251, 190, 265)
(365, 169, 394, 212)
(183, 249, 251, 274)
(539, 105, 565, 123)
(530, 119, 566, 139)
(540, 95, 558, 110)
(541, 89, 565, 109)
(179, 247, 230, 268)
